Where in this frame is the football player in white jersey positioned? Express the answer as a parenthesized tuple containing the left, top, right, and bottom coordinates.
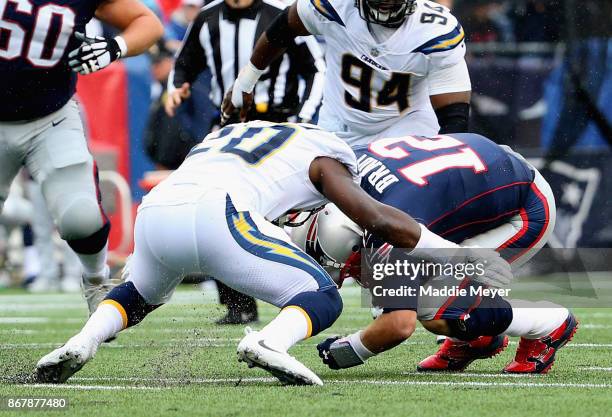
(35, 121, 509, 386)
(221, 0, 471, 145)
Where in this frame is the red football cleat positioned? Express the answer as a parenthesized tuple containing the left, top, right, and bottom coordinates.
(417, 334, 509, 372)
(504, 312, 578, 374)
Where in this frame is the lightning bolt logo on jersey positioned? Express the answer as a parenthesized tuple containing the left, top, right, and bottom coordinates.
(0, 0, 102, 121)
(296, 0, 469, 145)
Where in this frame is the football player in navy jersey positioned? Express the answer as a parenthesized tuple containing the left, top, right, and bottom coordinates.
(0, 0, 163, 313)
(293, 133, 578, 374)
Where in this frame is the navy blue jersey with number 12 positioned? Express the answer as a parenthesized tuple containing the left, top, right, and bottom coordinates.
(0, 0, 103, 121)
(354, 133, 536, 243)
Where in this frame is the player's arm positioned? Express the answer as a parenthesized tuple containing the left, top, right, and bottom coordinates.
(310, 157, 423, 249)
(428, 45, 472, 133)
(68, 0, 163, 75)
(430, 91, 471, 134)
(310, 157, 512, 369)
(309, 157, 438, 368)
(95, 0, 163, 56)
(220, 3, 311, 124)
(165, 14, 209, 117)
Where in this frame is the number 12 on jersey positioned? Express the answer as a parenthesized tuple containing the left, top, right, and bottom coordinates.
(369, 135, 487, 186)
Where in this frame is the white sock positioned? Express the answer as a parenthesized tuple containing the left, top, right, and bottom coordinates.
(505, 300, 569, 339)
(22, 246, 40, 278)
(257, 306, 310, 352)
(78, 302, 125, 345)
(78, 243, 108, 280)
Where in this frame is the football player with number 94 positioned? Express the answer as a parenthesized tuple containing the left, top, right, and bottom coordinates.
(0, 0, 163, 313)
(222, 0, 471, 145)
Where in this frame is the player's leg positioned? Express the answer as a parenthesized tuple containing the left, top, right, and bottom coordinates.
(35, 203, 197, 383)
(418, 287, 512, 372)
(502, 300, 577, 373)
(214, 280, 259, 325)
(25, 101, 111, 313)
(0, 182, 33, 227)
(0, 122, 27, 217)
(203, 196, 342, 385)
(419, 295, 575, 374)
(26, 179, 61, 292)
(462, 168, 556, 267)
(418, 168, 564, 371)
(461, 168, 573, 372)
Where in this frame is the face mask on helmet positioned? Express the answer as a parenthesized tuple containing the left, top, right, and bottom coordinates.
(290, 204, 363, 286)
(356, 0, 416, 28)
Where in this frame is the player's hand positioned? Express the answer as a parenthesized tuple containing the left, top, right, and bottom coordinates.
(220, 86, 253, 126)
(317, 336, 366, 370)
(317, 336, 343, 369)
(165, 83, 191, 117)
(463, 246, 513, 288)
(68, 32, 124, 75)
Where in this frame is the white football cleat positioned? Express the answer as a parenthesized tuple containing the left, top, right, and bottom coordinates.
(35, 335, 98, 383)
(81, 265, 112, 316)
(237, 328, 323, 386)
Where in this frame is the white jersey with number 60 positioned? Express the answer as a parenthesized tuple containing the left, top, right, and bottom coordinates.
(141, 121, 360, 221)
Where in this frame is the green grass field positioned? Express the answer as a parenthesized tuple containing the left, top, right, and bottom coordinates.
(1, 285, 612, 417)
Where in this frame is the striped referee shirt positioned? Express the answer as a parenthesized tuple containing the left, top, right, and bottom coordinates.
(169, 0, 325, 122)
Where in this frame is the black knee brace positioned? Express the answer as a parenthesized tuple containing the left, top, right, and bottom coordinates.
(67, 220, 110, 255)
(447, 296, 513, 341)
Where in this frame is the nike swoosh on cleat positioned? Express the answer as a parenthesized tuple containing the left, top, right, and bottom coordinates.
(258, 340, 282, 354)
(52, 117, 67, 127)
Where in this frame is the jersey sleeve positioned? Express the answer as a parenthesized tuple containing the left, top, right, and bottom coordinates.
(411, 4, 467, 72)
(302, 125, 360, 182)
(296, 0, 346, 36)
(427, 59, 471, 95)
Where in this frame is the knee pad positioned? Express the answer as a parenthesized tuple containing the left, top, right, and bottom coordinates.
(447, 296, 513, 341)
(103, 281, 161, 328)
(66, 219, 110, 255)
(283, 287, 343, 336)
(56, 194, 105, 240)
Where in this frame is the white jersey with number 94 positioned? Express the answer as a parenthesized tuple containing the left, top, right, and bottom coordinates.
(296, 0, 471, 145)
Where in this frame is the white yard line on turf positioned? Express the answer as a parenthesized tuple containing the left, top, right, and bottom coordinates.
(402, 372, 532, 378)
(581, 367, 612, 371)
(0, 317, 49, 323)
(335, 380, 612, 388)
(25, 384, 162, 391)
(73, 376, 276, 384)
(4, 341, 612, 350)
(63, 376, 612, 389)
(0, 303, 84, 312)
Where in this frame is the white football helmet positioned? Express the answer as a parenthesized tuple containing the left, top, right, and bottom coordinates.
(290, 204, 363, 286)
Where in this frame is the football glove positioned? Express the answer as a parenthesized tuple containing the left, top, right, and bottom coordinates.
(463, 246, 513, 288)
(317, 336, 366, 370)
(68, 32, 126, 75)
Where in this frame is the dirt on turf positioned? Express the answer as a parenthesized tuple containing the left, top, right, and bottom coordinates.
(0, 353, 36, 384)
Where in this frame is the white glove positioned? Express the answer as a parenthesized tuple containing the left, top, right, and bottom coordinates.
(68, 32, 127, 75)
(463, 245, 513, 288)
(230, 62, 264, 107)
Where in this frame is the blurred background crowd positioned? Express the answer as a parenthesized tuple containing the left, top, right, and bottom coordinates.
(0, 0, 610, 294)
